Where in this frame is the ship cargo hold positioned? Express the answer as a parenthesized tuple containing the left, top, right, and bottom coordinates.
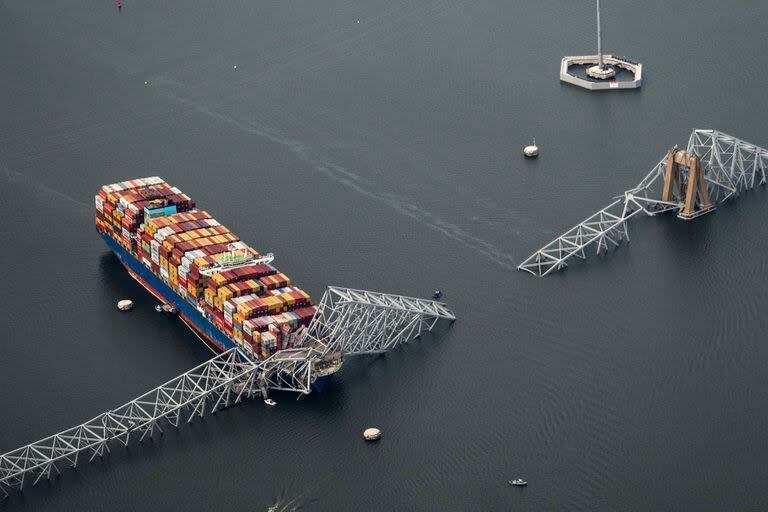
(95, 177, 340, 389)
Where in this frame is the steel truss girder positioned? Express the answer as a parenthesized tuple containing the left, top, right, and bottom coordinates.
(258, 347, 326, 394)
(0, 288, 456, 498)
(301, 286, 456, 355)
(0, 348, 260, 496)
(519, 129, 768, 276)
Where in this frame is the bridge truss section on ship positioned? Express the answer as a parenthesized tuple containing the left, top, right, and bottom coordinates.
(0, 287, 455, 498)
(301, 286, 456, 355)
(518, 129, 768, 277)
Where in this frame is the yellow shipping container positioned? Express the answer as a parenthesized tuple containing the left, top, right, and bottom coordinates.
(204, 287, 216, 305)
(211, 273, 228, 287)
(218, 287, 234, 302)
(188, 281, 201, 298)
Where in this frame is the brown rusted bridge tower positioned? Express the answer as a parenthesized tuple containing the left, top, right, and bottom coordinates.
(661, 147, 714, 219)
(519, 129, 768, 276)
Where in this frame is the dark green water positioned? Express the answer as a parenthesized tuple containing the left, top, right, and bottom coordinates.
(2, 0, 768, 510)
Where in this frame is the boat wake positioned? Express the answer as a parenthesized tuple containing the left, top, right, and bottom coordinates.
(158, 87, 520, 272)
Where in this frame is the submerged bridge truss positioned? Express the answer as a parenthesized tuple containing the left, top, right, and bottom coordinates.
(0, 287, 455, 498)
(518, 129, 768, 276)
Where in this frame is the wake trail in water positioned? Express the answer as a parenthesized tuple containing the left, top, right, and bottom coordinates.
(161, 90, 520, 271)
(2, 164, 91, 211)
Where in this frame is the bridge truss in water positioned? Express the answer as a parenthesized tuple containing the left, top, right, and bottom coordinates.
(0, 287, 455, 498)
(518, 129, 768, 277)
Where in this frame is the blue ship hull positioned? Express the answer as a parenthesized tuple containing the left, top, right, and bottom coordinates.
(100, 232, 329, 392)
(101, 232, 238, 352)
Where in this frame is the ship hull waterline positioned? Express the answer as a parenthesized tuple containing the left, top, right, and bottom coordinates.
(100, 231, 329, 392)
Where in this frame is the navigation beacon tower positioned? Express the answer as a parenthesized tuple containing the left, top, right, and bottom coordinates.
(559, 0, 642, 90)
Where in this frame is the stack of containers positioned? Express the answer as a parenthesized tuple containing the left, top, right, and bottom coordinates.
(96, 177, 318, 361)
(96, 178, 196, 253)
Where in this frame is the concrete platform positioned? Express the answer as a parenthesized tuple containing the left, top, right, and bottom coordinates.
(560, 54, 642, 90)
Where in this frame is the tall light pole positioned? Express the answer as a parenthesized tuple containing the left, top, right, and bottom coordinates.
(586, 0, 614, 79)
(596, 0, 604, 69)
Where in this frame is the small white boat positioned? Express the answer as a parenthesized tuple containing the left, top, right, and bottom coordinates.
(264, 399, 277, 406)
(509, 478, 527, 487)
(155, 303, 177, 314)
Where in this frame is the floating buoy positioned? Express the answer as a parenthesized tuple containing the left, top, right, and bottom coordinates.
(363, 427, 381, 441)
(523, 138, 539, 158)
(117, 299, 134, 311)
(233, 65, 237, 69)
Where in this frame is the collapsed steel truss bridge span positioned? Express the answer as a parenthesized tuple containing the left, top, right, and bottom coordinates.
(518, 129, 768, 277)
(0, 287, 455, 498)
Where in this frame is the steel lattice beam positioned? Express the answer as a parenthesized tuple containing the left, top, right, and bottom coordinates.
(519, 129, 768, 276)
(301, 286, 456, 355)
(0, 287, 456, 498)
(0, 348, 259, 497)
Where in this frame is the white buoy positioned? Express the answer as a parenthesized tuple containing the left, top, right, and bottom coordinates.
(523, 138, 539, 158)
(363, 427, 381, 441)
(117, 299, 134, 311)
(233, 65, 237, 69)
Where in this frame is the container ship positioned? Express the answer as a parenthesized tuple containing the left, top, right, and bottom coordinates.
(95, 177, 341, 388)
